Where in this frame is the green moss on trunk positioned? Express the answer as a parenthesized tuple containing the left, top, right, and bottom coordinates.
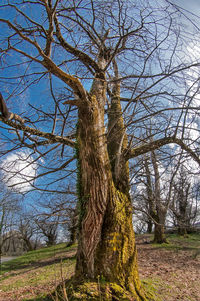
(55, 278, 149, 301)
(94, 185, 147, 300)
(71, 88, 148, 300)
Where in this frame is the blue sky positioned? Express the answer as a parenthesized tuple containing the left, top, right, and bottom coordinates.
(169, 0, 200, 21)
(0, 0, 200, 203)
(175, 0, 200, 12)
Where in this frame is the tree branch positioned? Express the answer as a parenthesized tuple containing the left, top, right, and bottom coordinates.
(42, 56, 88, 100)
(0, 116, 75, 148)
(54, 13, 101, 74)
(126, 136, 200, 166)
(0, 18, 87, 100)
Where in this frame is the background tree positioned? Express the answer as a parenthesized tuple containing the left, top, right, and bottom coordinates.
(132, 148, 200, 239)
(34, 216, 59, 247)
(143, 151, 168, 243)
(132, 150, 170, 243)
(0, 184, 21, 267)
(17, 214, 42, 251)
(32, 193, 78, 245)
(0, 1, 200, 300)
(170, 166, 199, 235)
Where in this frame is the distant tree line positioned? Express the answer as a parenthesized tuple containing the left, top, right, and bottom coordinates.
(0, 183, 77, 256)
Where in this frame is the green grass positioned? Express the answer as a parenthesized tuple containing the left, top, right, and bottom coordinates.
(0, 234, 199, 300)
(142, 278, 164, 301)
(1, 243, 75, 274)
(152, 233, 200, 252)
(0, 243, 76, 300)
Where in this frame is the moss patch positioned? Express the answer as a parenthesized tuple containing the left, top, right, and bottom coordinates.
(54, 279, 148, 301)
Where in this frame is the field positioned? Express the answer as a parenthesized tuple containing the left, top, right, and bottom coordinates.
(0, 234, 199, 301)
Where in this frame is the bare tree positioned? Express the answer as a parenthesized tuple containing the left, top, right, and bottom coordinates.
(34, 216, 59, 247)
(17, 215, 42, 251)
(33, 193, 78, 245)
(145, 150, 168, 243)
(133, 147, 200, 242)
(0, 184, 21, 268)
(170, 167, 199, 235)
(132, 151, 169, 243)
(0, 1, 200, 299)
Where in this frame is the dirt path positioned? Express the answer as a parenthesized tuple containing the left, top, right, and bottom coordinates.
(1, 257, 17, 263)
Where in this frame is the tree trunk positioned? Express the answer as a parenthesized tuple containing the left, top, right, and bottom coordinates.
(177, 219, 187, 236)
(153, 212, 167, 244)
(153, 222, 167, 244)
(71, 79, 146, 300)
(147, 220, 153, 234)
(143, 156, 155, 236)
(178, 226, 187, 236)
(67, 208, 78, 247)
(24, 238, 34, 251)
(46, 235, 56, 247)
(178, 192, 188, 236)
(150, 150, 167, 244)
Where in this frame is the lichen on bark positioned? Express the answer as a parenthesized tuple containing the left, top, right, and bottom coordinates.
(64, 51, 150, 298)
(72, 84, 147, 299)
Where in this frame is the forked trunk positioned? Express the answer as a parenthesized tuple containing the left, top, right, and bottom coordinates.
(72, 85, 146, 300)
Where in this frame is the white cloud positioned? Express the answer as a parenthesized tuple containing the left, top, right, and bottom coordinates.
(1, 151, 38, 193)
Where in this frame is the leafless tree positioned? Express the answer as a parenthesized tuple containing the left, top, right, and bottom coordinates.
(32, 192, 78, 244)
(0, 0, 200, 299)
(34, 215, 59, 247)
(17, 215, 42, 251)
(132, 150, 169, 243)
(170, 167, 199, 235)
(133, 146, 200, 242)
(0, 184, 21, 268)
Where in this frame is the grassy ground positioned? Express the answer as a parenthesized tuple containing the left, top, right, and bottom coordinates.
(153, 233, 200, 252)
(137, 233, 200, 301)
(0, 243, 76, 301)
(0, 234, 199, 301)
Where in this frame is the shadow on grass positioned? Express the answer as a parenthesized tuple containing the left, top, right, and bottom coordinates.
(0, 245, 77, 278)
(1, 257, 76, 283)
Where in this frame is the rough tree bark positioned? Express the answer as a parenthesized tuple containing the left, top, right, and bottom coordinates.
(73, 65, 146, 299)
